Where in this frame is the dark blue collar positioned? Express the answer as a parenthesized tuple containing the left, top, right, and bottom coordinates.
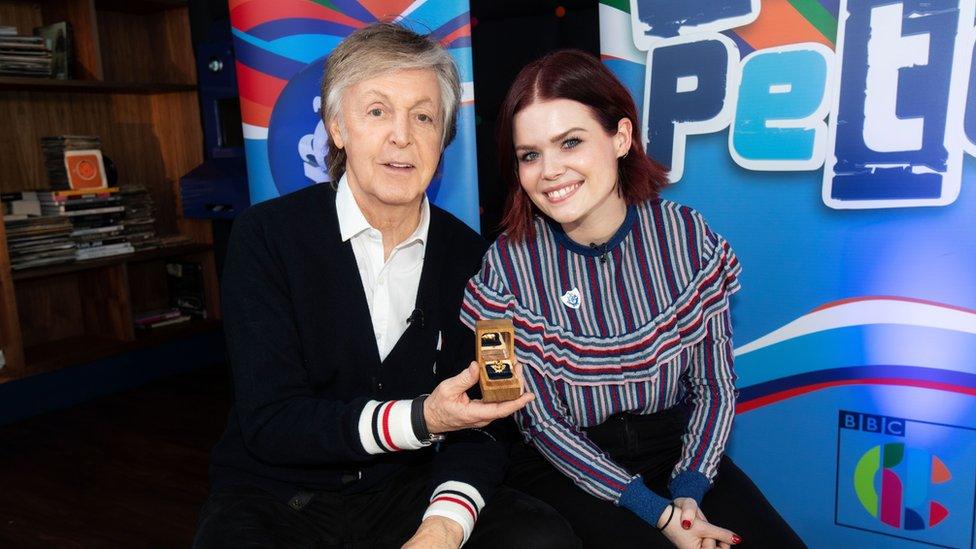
(546, 204, 637, 257)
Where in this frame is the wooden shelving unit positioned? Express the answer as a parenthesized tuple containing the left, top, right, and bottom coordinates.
(0, 0, 221, 383)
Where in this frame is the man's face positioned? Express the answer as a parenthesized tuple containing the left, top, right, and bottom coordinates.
(329, 69, 444, 215)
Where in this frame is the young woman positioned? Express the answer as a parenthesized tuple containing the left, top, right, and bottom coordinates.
(461, 50, 804, 548)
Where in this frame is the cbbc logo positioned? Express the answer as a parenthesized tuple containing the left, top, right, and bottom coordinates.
(835, 410, 976, 547)
(853, 442, 951, 530)
(629, 0, 976, 209)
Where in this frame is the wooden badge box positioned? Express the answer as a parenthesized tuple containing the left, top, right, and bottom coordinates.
(475, 319, 522, 402)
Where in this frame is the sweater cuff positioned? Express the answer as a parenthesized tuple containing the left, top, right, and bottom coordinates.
(668, 471, 712, 505)
(617, 475, 671, 528)
(357, 400, 425, 454)
(423, 481, 485, 546)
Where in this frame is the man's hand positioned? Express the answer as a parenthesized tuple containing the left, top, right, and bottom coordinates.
(424, 361, 534, 434)
(402, 516, 464, 549)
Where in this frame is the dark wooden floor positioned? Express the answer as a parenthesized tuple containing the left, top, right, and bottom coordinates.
(0, 365, 231, 548)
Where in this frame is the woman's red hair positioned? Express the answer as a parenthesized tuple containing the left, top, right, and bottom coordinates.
(497, 49, 668, 240)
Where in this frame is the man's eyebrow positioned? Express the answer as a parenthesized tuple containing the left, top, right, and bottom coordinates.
(361, 90, 391, 102)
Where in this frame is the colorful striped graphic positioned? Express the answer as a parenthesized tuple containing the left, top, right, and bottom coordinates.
(230, 0, 480, 230)
(734, 296, 976, 413)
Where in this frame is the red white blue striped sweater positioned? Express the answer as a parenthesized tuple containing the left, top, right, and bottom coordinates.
(460, 199, 741, 526)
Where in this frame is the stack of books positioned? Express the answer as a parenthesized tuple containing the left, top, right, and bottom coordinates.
(41, 135, 102, 190)
(119, 184, 158, 250)
(4, 216, 75, 270)
(134, 307, 192, 330)
(1, 191, 42, 219)
(38, 188, 134, 261)
(0, 26, 52, 77)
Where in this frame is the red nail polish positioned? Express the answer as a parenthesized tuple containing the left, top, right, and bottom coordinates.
(682, 520, 691, 529)
(732, 534, 742, 544)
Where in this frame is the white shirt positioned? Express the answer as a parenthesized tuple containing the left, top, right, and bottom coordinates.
(335, 175, 429, 361)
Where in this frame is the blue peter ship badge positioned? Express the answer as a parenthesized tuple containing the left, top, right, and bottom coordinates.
(560, 288, 582, 309)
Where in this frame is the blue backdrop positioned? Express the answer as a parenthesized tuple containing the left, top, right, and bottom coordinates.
(602, 1, 976, 546)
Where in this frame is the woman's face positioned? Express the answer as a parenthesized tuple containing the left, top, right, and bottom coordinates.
(513, 98, 632, 242)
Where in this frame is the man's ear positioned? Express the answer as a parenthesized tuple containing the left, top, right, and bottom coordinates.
(328, 118, 345, 149)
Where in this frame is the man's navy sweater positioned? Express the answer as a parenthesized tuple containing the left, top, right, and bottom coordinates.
(209, 183, 502, 503)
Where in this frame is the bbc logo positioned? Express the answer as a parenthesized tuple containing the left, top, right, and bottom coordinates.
(838, 410, 905, 437)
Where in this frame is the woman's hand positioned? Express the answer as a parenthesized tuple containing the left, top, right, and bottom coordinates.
(673, 497, 703, 532)
(423, 362, 534, 434)
(658, 503, 741, 548)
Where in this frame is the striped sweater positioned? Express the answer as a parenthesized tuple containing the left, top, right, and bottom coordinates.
(460, 199, 741, 526)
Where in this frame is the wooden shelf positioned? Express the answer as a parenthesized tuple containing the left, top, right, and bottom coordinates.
(24, 319, 219, 373)
(0, 0, 218, 383)
(0, 76, 196, 94)
(12, 243, 212, 282)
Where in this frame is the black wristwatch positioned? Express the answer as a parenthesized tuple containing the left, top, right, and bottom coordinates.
(412, 395, 447, 445)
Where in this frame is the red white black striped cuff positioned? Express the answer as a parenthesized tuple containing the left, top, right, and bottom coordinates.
(423, 481, 485, 545)
(357, 400, 425, 454)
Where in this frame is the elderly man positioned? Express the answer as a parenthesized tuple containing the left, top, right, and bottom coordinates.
(194, 22, 578, 549)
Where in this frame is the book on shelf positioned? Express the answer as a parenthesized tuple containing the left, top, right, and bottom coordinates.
(41, 136, 103, 190)
(70, 225, 123, 237)
(64, 150, 108, 190)
(134, 307, 192, 329)
(46, 205, 124, 217)
(75, 242, 134, 261)
(1, 192, 38, 201)
(167, 261, 207, 318)
(68, 213, 124, 228)
(75, 235, 129, 249)
(9, 240, 74, 254)
(2, 191, 41, 217)
(3, 199, 41, 218)
(141, 315, 192, 329)
(34, 21, 70, 80)
(156, 234, 193, 248)
(10, 254, 75, 270)
(134, 308, 184, 324)
(37, 193, 122, 211)
(40, 187, 119, 199)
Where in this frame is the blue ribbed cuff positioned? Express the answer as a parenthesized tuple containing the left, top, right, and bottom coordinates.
(668, 471, 712, 505)
(617, 476, 671, 527)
